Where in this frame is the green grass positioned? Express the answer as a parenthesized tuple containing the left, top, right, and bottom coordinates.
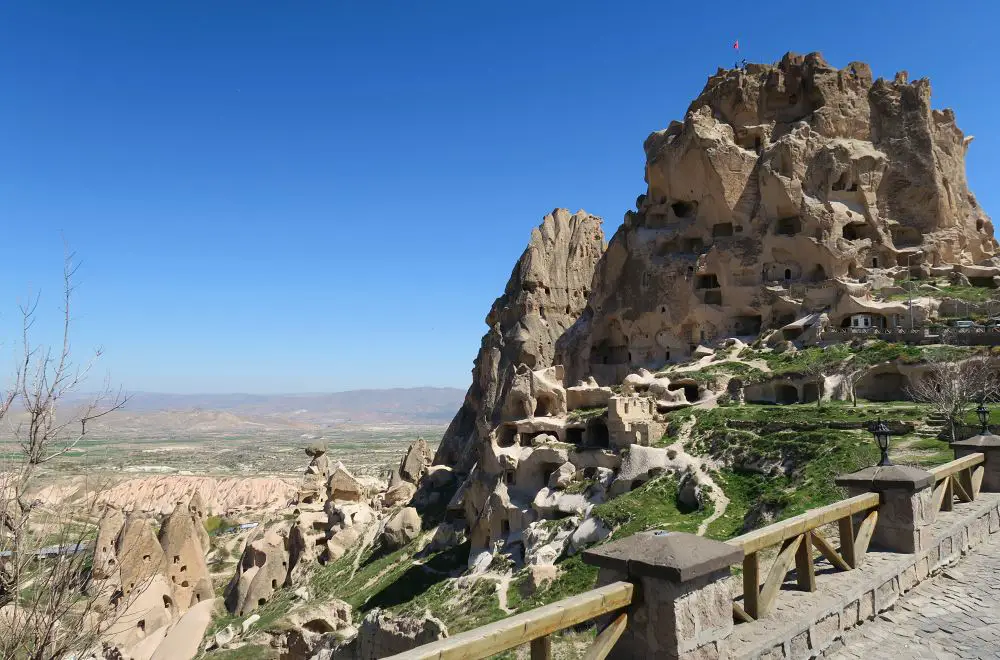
(506, 554, 599, 613)
(566, 406, 607, 423)
(205, 515, 239, 536)
(592, 476, 713, 539)
(205, 645, 278, 660)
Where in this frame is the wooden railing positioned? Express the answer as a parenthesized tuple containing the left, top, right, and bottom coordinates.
(727, 492, 881, 622)
(929, 453, 985, 512)
(383, 580, 634, 660)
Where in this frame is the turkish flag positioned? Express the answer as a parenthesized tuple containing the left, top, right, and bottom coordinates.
(733, 40, 739, 49)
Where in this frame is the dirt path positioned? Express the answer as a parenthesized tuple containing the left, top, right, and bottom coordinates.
(670, 417, 731, 537)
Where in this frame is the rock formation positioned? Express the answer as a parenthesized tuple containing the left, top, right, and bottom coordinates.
(225, 526, 291, 616)
(432, 209, 606, 473)
(557, 53, 997, 385)
(94, 496, 215, 658)
(429, 52, 999, 573)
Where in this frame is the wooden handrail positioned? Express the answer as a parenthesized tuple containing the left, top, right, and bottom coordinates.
(728, 492, 880, 555)
(928, 453, 984, 481)
(730, 492, 880, 621)
(930, 452, 985, 512)
(383, 580, 635, 660)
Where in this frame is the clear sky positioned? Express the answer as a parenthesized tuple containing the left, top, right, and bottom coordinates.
(1, 1, 997, 394)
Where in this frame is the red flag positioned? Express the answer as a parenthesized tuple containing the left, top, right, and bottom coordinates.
(733, 40, 739, 50)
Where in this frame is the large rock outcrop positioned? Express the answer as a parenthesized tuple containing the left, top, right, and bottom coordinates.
(433, 209, 606, 473)
(557, 53, 997, 385)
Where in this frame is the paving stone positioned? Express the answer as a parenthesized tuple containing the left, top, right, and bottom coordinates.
(831, 535, 1000, 660)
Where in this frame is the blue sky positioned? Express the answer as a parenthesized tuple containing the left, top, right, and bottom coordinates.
(1, 1, 997, 394)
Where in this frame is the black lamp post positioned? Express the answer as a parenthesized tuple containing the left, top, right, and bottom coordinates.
(870, 418, 893, 467)
(977, 401, 990, 434)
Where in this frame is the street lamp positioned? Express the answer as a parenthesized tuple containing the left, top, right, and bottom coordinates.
(870, 418, 893, 467)
(977, 401, 990, 434)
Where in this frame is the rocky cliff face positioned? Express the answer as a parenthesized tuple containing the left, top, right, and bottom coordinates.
(432, 209, 606, 472)
(557, 52, 997, 385)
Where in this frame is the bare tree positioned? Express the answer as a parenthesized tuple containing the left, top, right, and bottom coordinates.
(907, 355, 1000, 443)
(0, 252, 129, 659)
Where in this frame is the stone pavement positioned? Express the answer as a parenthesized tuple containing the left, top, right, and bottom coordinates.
(832, 530, 1000, 660)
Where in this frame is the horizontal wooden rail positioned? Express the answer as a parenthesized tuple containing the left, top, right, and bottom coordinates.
(728, 492, 880, 555)
(383, 580, 634, 660)
(928, 453, 984, 481)
(729, 492, 880, 621)
(930, 453, 985, 513)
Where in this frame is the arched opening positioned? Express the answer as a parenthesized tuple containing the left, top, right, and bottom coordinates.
(671, 200, 698, 218)
(565, 428, 584, 445)
(811, 264, 826, 282)
(775, 384, 799, 405)
(776, 216, 801, 236)
(784, 268, 792, 281)
(696, 274, 720, 289)
(668, 382, 700, 404)
(585, 419, 610, 449)
(533, 394, 555, 418)
(162, 595, 172, 609)
(137, 620, 146, 633)
(872, 257, 879, 268)
(712, 222, 734, 238)
(498, 426, 517, 448)
(802, 382, 820, 403)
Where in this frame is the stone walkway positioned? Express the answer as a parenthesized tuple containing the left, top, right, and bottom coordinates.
(833, 531, 1000, 660)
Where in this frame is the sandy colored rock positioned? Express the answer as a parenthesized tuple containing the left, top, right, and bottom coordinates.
(150, 597, 216, 660)
(225, 527, 290, 616)
(382, 507, 421, 549)
(383, 481, 417, 507)
(357, 608, 448, 659)
(104, 574, 176, 650)
(433, 209, 606, 473)
(158, 499, 213, 611)
(118, 515, 168, 597)
(328, 461, 364, 502)
(93, 506, 125, 580)
(397, 437, 432, 484)
(97, 475, 297, 516)
(557, 52, 996, 385)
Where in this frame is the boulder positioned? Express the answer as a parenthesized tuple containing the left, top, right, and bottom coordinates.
(357, 608, 448, 658)
(678, 471, 706, 510)
(305, 441, 327, 458)
(609, 446, 670, 497)
(398, 438, 432, 484)
(567, 517, 611, 555)
(328, 462, 364, 502)
(520, 564, 559, 597)
(523, 517, 579, 566)
(383, 481, 417, 507)
(382, 507, 421, 549)
(547, 462, 577, 490)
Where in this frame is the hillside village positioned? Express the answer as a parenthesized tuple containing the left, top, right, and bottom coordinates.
(14, 51, 1000, 660)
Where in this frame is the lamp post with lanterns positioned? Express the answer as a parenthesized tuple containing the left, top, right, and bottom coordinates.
(870, 418, 893, 467)
(977, 401, 990, 434)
